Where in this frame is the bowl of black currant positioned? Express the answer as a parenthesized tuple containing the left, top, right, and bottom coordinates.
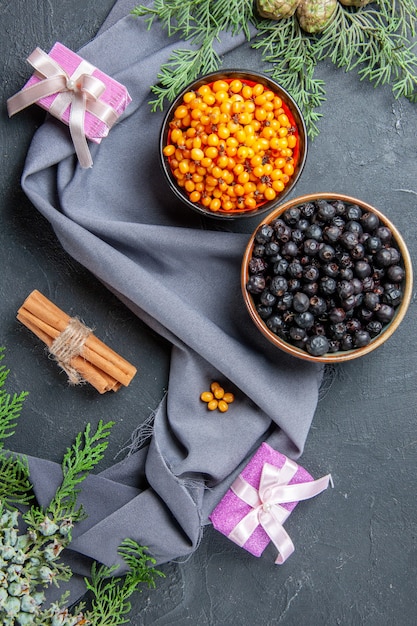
(241, 193, 413, 362)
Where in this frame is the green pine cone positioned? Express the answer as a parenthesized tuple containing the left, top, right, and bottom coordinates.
(256, 0, 302, 20)
(296, 0, 338, 33)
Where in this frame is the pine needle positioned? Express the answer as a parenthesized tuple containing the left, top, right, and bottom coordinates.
(83, 540, 164, 626)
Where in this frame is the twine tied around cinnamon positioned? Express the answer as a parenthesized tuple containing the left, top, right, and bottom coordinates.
(49, 317, 94, 385)
(17, 290, 137, 393)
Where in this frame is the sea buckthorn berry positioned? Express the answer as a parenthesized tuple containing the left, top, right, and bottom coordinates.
(189, 191, 201, 203)
(170, 128, 183, 144)
(230, 79, 243, 93)
(284, 163, 295, 176)
(203, 92, 216, 106)
(233, 183, 245, 197)
(213, 386, 225, 399)
(163, 144, 175, 157)
(207, 399, 218, 411)
(237, 146, 249, 160)
(212, 80, 229, 92)
(244, 100, 256, 114)
(200, 391, 214, 402)
(201, 157, 212, 169)
(244, 181, 256, 194)
(238, 171, 250, 184)
(241, 84, 253, 99)
(183, 91, 196, 103)
(210, 198, 221, 211)
(205, 146, 219, 159)
(275, 157, 286, 169)
(218, 400, 229, 413)
(217, 155, 229, 169)
(179, 160, 190, 174)
(219, 101, 231, 115)
(174, 105, 189, 119)
(287, 134, 297, 149)
(223, 392, 235, 404)
(255, 107, 267, 122)
(191, 148, 204, 162)
(191, 108, 202, 120)
(218, 124, 230, 139)
(245, 195, 257, 209)
(238, 112, 252, 125)
(264, 187, 277, 201)
(252, 83, 264, 97)
(211, 166, 223, 179)
(261, 127, 275, 140)
(223, 170, 234, 184)
(254, 93, 267, 106)
(184, 180, 195, 193)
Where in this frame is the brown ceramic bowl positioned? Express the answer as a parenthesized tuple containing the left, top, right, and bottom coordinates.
(241, 193, 413, 363)
(159, 70, 307, 219)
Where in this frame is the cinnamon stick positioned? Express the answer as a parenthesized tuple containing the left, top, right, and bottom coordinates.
(17, 290, 137, 393)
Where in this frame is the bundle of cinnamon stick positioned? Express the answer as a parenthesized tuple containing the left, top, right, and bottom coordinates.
(17, 290, 137, 393)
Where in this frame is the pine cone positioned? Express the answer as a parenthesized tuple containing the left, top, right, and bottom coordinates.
(257, 0, 302, 20)
(296, 0, 338, 33)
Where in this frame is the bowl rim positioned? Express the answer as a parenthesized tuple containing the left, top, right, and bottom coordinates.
(159, 69, 308, 220)
(241, 192, 414, 363)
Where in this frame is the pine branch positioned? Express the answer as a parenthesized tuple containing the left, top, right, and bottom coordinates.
(132, 0, 254, 111)
(314, 2, 417, 101)
(131, 0, 417, 138)
(253, 18, 326, 139)
(23, 419, 114, 541)
(0, 350, 164, 624)
(0, 452, 33, 508)
(83, 540, 164, 626)
(377, 0, 417, 38)
(46, 420, 115, 523)
(0, 348, 29, 450)
(149, 42, 221, 110)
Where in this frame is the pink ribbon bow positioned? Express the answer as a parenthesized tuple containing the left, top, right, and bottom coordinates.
(228, 458, 332, 564)
(7, 47, 118, 168)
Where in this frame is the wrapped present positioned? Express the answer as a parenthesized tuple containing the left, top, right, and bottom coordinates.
(209, 443, 332, 564)
(7, 42, 132, 168)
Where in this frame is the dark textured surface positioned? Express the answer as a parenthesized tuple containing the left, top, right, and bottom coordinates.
(1, 2, 417, 625)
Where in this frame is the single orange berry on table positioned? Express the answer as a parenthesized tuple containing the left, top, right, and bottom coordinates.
(213, 386, 225, 400)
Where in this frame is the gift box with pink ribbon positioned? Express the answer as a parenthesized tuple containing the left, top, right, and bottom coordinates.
(7, 42, 132, 168)
(209, 443, 332, 564)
